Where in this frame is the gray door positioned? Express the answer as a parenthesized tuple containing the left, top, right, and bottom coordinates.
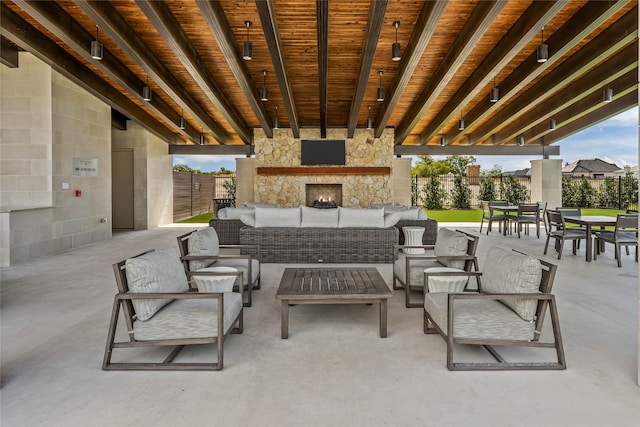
(112, 149, 134, 229)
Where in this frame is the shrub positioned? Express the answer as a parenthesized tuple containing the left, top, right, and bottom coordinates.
(574, 177, 595, 207)
(222, 176, 236, 202)
(421, 176, 446, 209)
(501, 175, 528, 205)
(451, 175, 472, 208)
(478, 175, 497, 202)
(597, 176, 618, 208)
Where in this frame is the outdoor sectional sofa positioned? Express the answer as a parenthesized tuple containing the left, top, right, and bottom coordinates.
(211, 206, 438, 263)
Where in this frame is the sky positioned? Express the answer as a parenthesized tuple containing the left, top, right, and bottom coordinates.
(173, 106, 638, 173)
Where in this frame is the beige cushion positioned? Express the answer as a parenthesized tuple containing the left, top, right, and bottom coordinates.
(338, 207, 384, 228)
(187, 227, 219, 270)
(482, 246, 542, 321)
(434, 228, 468, 269)
(125, 248, 189, 321)
(254, 207, 301, 227)
(300, 206, 339, 227)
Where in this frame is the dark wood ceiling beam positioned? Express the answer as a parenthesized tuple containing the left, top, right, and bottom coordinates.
(493, 49, 637, 144)
(416, 1, 566, 145)
(530, 91, 638, 147)
(394, 144, 559, 157)
(198, 1, 272, 138)
(467, 10, 637, 145)
(72, 0, 233, 145)
(0, 3, 176, 142)
(394, 0, 507, 144)
(346, 0, 387, 138)
(373, 0, 448, 138)
(445, 0, 632, 145)
(135, 0, 252, 144)
(317, 0, 328, 138)
(256, 0, 300, 138)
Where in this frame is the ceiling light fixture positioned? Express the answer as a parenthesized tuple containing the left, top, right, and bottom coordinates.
(273, 105, 279, 129)
(517, 135, 525, 146)
(366, 106, 373, 129)
(90, 25, 103, 60)
(603, 86, 613, 102)
(377, 70, 384, 102)
(391, 21, 401, 62)
(536, 27, 548, 63)
(142, 75, 152, 101)
(260, 70, 268, 101)
(199, 129, 206, 145)
(179, 109, 186, 130)
(490, 77, 499, 102)
(243, 21, 252, 60)
(458, 111, 465, 131)
(439, 136, 446, 146)
(549, 119, 556, 130)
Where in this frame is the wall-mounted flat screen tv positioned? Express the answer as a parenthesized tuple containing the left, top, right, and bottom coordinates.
(301, 140, 346, 165)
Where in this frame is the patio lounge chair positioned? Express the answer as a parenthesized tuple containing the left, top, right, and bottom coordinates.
(423, 246, 565, 371)
(594, 213, 638, 267)
(177, 228, 261, 307)
(102, 248, 244, 371)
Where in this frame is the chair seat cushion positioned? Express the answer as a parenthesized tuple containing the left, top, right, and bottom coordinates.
(133, 293, 243, 340)
(394, 253, 441, 287)
(424, 267, 468, 293)
(597, 230, 637, 243)
(187, 227, 220, 270)
(424, 293, 535, 341)
(213, 258, 260, 286)
(125, 248, 189, 321)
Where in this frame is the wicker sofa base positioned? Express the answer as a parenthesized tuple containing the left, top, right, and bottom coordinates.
(239, 226, 399, 263)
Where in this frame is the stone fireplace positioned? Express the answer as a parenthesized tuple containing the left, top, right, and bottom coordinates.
(305, 184, 342, 207)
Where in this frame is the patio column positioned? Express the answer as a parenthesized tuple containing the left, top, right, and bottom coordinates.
(530, 159, 562, 208)
(235, 157, 254, 206)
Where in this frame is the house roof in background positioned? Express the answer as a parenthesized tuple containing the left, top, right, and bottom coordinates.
(562, 158, 622, 174)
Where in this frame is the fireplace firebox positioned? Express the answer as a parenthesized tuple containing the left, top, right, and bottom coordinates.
(305, 184, 342, 208)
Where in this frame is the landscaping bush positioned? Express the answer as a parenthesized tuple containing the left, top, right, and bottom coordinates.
(422, 176, 446, 209)
(596, 176, 618, 208)
(500, 175, 528, 205)
(451, 175, 472, 208)
(478, 174, 497, 202)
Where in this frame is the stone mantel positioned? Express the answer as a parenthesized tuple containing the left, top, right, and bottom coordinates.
(256, 167, 391, 175)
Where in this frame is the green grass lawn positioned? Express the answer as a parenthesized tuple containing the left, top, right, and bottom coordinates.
(177, 208, 625, 224)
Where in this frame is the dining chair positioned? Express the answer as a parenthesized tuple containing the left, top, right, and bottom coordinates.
(544, 210, 588, 259)
(512, 203, 540, 238)
(480, 200, 506, 235)
(594, 214, 638, 267)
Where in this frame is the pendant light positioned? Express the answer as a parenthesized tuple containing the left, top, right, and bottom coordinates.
(603, 86, 613, 102)
(536, 27, 548, 63)
(366, 106, 373, 129)
(260, 70, 268, 101)
(490, 77, 499, 102)
(273, 105, 279, 129)
(179, 109, 186, 130)
(517, 135, 525, 146)
(90, 25, 103, 60)
(458, 111, 465, 131)
(243, 21, 253, 60)
(142, 75, 152, 101)
(549, 119, 556, 130)
(199, 129, 206, 145)
(376, 70, 384, 102)
(391, 21, 401, 62)
(439, 136, 446, 146)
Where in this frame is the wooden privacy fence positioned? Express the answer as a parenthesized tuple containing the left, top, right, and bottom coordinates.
(173, 172, 235, 221)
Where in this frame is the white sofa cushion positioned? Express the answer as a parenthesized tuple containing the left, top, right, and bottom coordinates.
(384, 212, 401, 227)
(254, 207, 301, 227)
(482, 246, 542, 321)
(393, 207, 428, 220)
(300, 206, 339, 227)
(338, 207, 384, 228)
(218, 207, 254, 219)
(434, 228, 468, 269)
(125, 248, 189, 321)
(239, 213, 255, 227)
(187, 227, 220, 270)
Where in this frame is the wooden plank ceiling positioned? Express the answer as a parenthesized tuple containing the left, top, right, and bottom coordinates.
(2, 0, 637, 156)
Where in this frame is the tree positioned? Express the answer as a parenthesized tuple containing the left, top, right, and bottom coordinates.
(597, 176, 617, 208)
(478, 174, 497, 202)
(222, 176, 236, 201)
(173, 163, 197, 173)
(451, 175, 472, 208)
(411, 155, 450, 176)
(620, 172, 638, 210)
(501, 175, 528, 205)
(421, 176, 446, 209)
(562, 175, 577, 206)
(574, 177, 595, 207)
(444, 155, 476, 176)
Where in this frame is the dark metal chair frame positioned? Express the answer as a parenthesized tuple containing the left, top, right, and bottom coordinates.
(594, 213, 639, 267)
(393, 229, 481, 308)
(423, 251, 565, 371)
(479, 200, 506, 234)
(544, 210, 588, 259)
(177, 230, 261, 307)
(102, 250, 244, 371)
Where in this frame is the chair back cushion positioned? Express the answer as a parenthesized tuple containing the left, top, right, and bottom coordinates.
(187, 227, 220, 270)
(482, 246, 542, 321)
(434, 228, 468, 269)
(125, 248, 189, 321)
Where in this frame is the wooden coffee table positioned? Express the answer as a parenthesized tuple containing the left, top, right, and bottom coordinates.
(275, 267, 392, 338)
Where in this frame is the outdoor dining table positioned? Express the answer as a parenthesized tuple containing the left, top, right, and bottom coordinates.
(562, 215, 618, 262)
(489, 205, 518, 236)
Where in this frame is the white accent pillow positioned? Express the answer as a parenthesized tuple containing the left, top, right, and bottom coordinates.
(187, 227, 220, 270)
(338, 207, 384, 228)
(384, 212, 401, 227)
(239, 213, 255, 227)
(254, 207, 301, 227)
(300, 206, 339, 227)
(125, 248, 189, 321)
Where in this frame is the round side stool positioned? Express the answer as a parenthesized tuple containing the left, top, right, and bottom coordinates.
(192, 266, 238, 293)
(423, 267, 468, 293)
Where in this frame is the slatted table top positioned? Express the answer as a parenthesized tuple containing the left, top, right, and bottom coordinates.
(276, 267, 392, 301)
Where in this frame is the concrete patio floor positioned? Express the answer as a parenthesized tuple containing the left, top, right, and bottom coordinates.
(1, 223, 639, 426)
